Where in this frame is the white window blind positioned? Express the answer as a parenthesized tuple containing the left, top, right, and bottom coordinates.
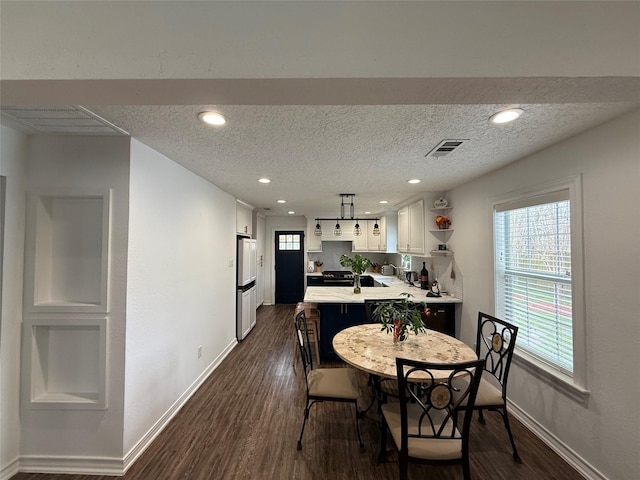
(494, 191, 573, 376)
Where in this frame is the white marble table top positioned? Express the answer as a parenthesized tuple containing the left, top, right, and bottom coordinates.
(332, 324, 477, 380)
(304, 286, 462, 304)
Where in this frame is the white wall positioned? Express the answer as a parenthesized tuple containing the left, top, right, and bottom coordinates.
(124, 140, 237, 455)
(0, 125, 28, 478)
(20, 135, 131, 463)
(448, 109, 640, 480)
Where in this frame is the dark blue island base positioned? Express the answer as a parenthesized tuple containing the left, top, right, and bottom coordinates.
(318, 302, 456, 363)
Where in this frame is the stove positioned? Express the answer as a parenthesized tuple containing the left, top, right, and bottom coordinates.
(322, 270, 354, 286)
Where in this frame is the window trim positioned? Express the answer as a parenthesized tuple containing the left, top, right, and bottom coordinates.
(491, 174, 589, 403)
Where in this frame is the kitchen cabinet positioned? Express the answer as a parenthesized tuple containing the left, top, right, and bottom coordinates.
(236, 201, 253, 236)
(322, 219, 354, 241)
(428, 207, 454, 255)
(318, 303, 365, 361)
(365, 217, 385, 251)
(351, 224, 368, 251)
(425, 303, 456, 337)
(397, 199, 425, 254)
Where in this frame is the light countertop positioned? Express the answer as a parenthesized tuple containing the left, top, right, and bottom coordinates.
(303, 285, 461, 304)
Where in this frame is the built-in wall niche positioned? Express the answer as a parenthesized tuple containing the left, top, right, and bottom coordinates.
(25, 189, 111, 313)
(23, 318, 107, 410)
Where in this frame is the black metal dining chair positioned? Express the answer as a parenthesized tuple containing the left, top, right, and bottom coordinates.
(459, 312, 521, 461)
(294, 309, 364, 450)
(379, 357, 484, 480)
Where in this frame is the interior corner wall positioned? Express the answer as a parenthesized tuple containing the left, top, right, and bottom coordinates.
(447, 109, 640, 480)
(0, 125, 28, 478)
(19, 135, 131, 462)
(123, 139, 237, 455)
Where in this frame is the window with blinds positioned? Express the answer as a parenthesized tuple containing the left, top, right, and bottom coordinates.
(494, 190, 573, 376)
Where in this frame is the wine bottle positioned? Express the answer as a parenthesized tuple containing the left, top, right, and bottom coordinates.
(420, 262, 429, 290)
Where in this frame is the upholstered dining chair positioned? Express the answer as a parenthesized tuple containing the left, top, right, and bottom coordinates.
(460, 312, 521, 461)
(379, 357, 484, 480)
(294, 309, 364, 450)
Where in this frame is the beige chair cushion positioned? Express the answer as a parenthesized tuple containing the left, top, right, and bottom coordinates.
(382, 403, 462, 461)
(454, 373, 504, 407)
(307, 368, 360, 400)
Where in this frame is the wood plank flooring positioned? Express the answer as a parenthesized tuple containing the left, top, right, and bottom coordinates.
(12, 304, 584, 480)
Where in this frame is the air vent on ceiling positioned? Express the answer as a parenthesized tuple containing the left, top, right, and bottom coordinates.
(425, 139, 468, 159)
(0, 105, 128, 136)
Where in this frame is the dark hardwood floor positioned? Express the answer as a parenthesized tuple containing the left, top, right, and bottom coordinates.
(12, 304, 584, 480)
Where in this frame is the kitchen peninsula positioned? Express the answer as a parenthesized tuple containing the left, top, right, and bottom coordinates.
(303, 286, 462, 361)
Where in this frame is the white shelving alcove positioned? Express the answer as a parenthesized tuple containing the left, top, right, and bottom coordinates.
(24, 189, 111, 313)
(22, 317, 108, 410)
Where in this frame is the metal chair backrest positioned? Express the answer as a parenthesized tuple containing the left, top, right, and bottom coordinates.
(294, 309, 313, 377)
(476, 312, 518, 398)
(395, 357, 484, 452)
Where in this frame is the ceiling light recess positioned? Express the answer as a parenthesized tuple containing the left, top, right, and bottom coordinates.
(198, 111, 226, 126)
(489, 108, 523, 124)
(258, 178, 271, 184)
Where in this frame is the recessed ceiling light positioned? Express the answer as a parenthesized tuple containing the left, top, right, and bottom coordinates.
(364, 211, 371, 215)
(407, 179, 421, 184)
(489, 108, 523, 124)
(288, 211, 295, 215)
(277, 199, 286, 203)
(379, 200, 388, 204)
(198, 111, 226, 126)
(258, 178, 271, 184)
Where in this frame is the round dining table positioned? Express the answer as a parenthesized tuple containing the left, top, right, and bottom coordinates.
(332, 324, 478, 380)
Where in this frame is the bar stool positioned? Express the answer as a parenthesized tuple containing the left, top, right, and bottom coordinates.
(293, 302, 321, 366)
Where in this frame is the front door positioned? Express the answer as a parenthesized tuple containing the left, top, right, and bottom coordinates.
(274, 231, 304, 304)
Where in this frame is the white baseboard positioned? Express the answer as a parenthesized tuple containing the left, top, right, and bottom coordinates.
(15, 455, 123, 477)
(122, 337, 238, 473)
(3, 338, 238, 478)
(0, 457, 20, 480)
(508, 400, 607, 480)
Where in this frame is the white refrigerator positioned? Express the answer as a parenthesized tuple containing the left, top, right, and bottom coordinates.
(237, 237, 257, 340)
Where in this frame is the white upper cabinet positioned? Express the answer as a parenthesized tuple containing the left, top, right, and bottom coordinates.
(322, 219, 354, 241)
(236, 201, 253, 236)
(351, 221, 368, 251)
(397, 199, 425, 254)
(365, 217, 386, 251)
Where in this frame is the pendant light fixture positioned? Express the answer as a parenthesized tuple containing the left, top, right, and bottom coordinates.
(353, 220, 362, 236)
(314, 194, 379, 237)
(334, 218, 342, 236)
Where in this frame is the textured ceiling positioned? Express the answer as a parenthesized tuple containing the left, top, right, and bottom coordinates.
(85, 102, 638, 218)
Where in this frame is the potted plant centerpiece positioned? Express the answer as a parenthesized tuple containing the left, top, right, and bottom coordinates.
(372, 293, 429, 344)
(339, 254, 372, 294)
